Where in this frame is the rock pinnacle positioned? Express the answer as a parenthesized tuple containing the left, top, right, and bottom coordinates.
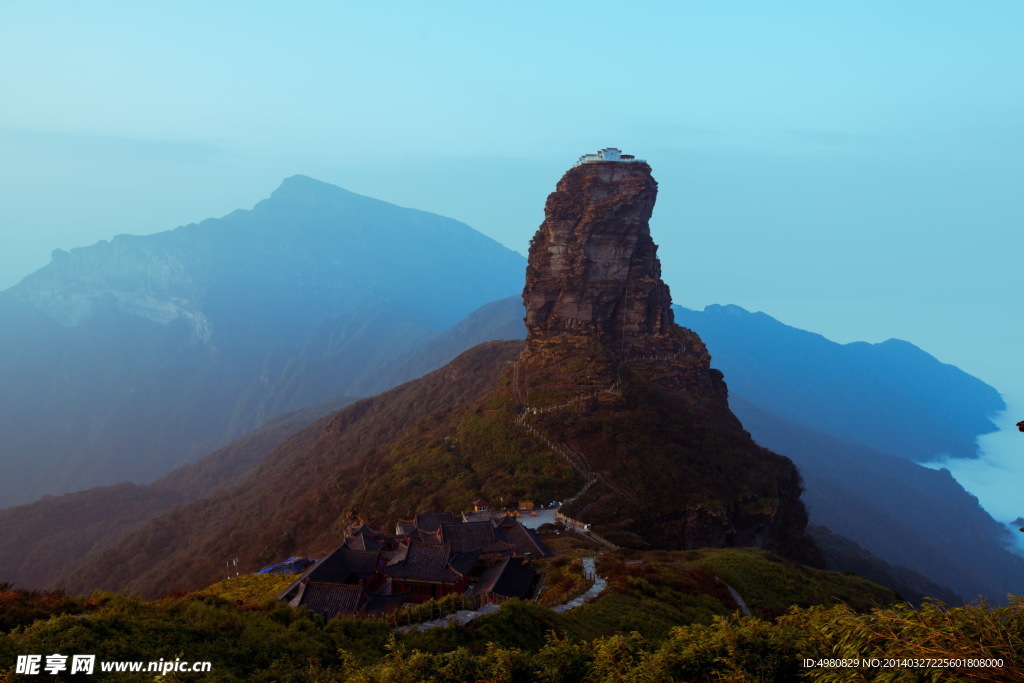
(522, 156, 677, 359)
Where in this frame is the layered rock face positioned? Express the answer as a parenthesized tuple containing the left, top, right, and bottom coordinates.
(517, 155, 818, 562)
(523, 161, 676, 358)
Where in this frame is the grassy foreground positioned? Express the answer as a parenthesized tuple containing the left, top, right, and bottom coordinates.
(1, 549, 1020, 681)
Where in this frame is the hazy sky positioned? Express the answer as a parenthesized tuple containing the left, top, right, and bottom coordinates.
(2, 3, 1022, 523)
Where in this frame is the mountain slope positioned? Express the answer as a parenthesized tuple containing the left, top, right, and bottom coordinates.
(59, 341, 536, 597)
(0, 176, 525, 507)
(675, 304, 1004, 461)
(0, 395, 357, 590)
(730, 395, 1024, 601)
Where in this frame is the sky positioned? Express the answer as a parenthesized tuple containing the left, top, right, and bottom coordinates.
(1, 2, 1022, 527)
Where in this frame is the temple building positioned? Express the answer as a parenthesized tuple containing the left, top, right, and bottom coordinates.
(278, 511, 552, 619)
(575, 147, 642, 166)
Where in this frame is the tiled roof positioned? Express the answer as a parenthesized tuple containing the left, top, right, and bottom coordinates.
(414, 512, 457, 533)
(304, 549, 356, 584)
(384, 542, 410, 566)
(300, 546, 380, 585)
(363, 592, 409, 614)
(469, 558, 537, 601)
(449, 550, 481, 577)
(380, 543, 463, 582)
(494, 519, 554, 557)
(441, 521, 513, 554)
(396, 519, 418, 536)
(419, 528, 443, 545)
(299, 583, 366, 618)
(340, 549, 380, 576)
(343, 533, 380, 551)
(347, 524, 379, 538)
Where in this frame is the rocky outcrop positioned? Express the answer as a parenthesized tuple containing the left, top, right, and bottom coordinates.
(523, 161, 676, 359)
(517, 154, 818, 563)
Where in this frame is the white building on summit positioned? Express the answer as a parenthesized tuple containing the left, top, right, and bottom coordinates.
(575, 147, 643, 166)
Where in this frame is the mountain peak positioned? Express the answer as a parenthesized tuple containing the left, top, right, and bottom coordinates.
(269, 174, 359, 202)
(511, 153, 817, 560)
(522, 160, 676, 358)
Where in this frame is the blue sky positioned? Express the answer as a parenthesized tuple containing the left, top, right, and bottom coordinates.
(2, 2, 1022, 523)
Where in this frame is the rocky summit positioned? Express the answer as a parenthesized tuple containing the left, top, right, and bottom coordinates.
(516, 152, 817, 559)
(524, 159, 673, 355)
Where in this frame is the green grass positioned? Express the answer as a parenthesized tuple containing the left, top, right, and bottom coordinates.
(4, 554, 1018, 682)
(689, 547, 898, 618)
(199, 573, 296, 605)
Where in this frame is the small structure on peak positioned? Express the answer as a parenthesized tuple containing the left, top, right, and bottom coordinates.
(575, 147, 642, 166)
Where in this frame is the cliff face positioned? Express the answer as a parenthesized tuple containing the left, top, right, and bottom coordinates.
(518, 156, 817, 561)
(524, 161, 674, 356)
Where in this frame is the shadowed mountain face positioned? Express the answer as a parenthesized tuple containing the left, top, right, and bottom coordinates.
(675, 304, 1004, 461)
(0, 176, 525, 508)
(731, 396, 1024, 601)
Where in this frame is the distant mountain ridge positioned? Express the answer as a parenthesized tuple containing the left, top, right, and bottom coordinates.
(0, 176, 525, 507)
(675, 304, 1004, 461)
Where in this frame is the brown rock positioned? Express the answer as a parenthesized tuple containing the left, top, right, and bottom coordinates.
(516, 153, 818, 563)
(523, 160, 676, 358)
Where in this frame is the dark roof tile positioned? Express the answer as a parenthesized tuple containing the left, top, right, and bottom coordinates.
(299, 584, 366, 618)
(470, 558, 537, 601)
(363, 592, 409, 614)
(441, 521, 513, 554)
(380, 543, 463, 582)
(414, 512, 457, 533)
(494, 520, 555, 557)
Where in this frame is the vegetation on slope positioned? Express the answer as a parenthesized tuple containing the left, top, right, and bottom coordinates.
(0, 396, 356, 592)
(58, 341, 574, 598)
(538, 361, 814, 561)
(3, 552, 1021, 682)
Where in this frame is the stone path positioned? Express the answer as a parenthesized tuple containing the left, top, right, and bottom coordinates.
(512, 360, 635, 521)
(394, 559, 753, 633)
(395, 602, 501, 633)
(723, 582, 752, 617)
(395, 557, 607, 632)
(552, 556, 606, 613)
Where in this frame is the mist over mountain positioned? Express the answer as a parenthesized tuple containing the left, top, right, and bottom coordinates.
(1, 170, 1015, 605)
(675, 304, 1004, 461)
(383, 297, 1019, 598)
(730, 396, 1024, 600)
(0, 176, 525, 508)
(0, 394, 358, 591)
(57, 156, 823, 596)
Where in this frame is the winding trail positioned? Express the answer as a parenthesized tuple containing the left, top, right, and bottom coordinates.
(552, 556, 606, 613)
(723, 582, 753, 617)
(396, 556, 608, 632)
(511, 360, 635, 532)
